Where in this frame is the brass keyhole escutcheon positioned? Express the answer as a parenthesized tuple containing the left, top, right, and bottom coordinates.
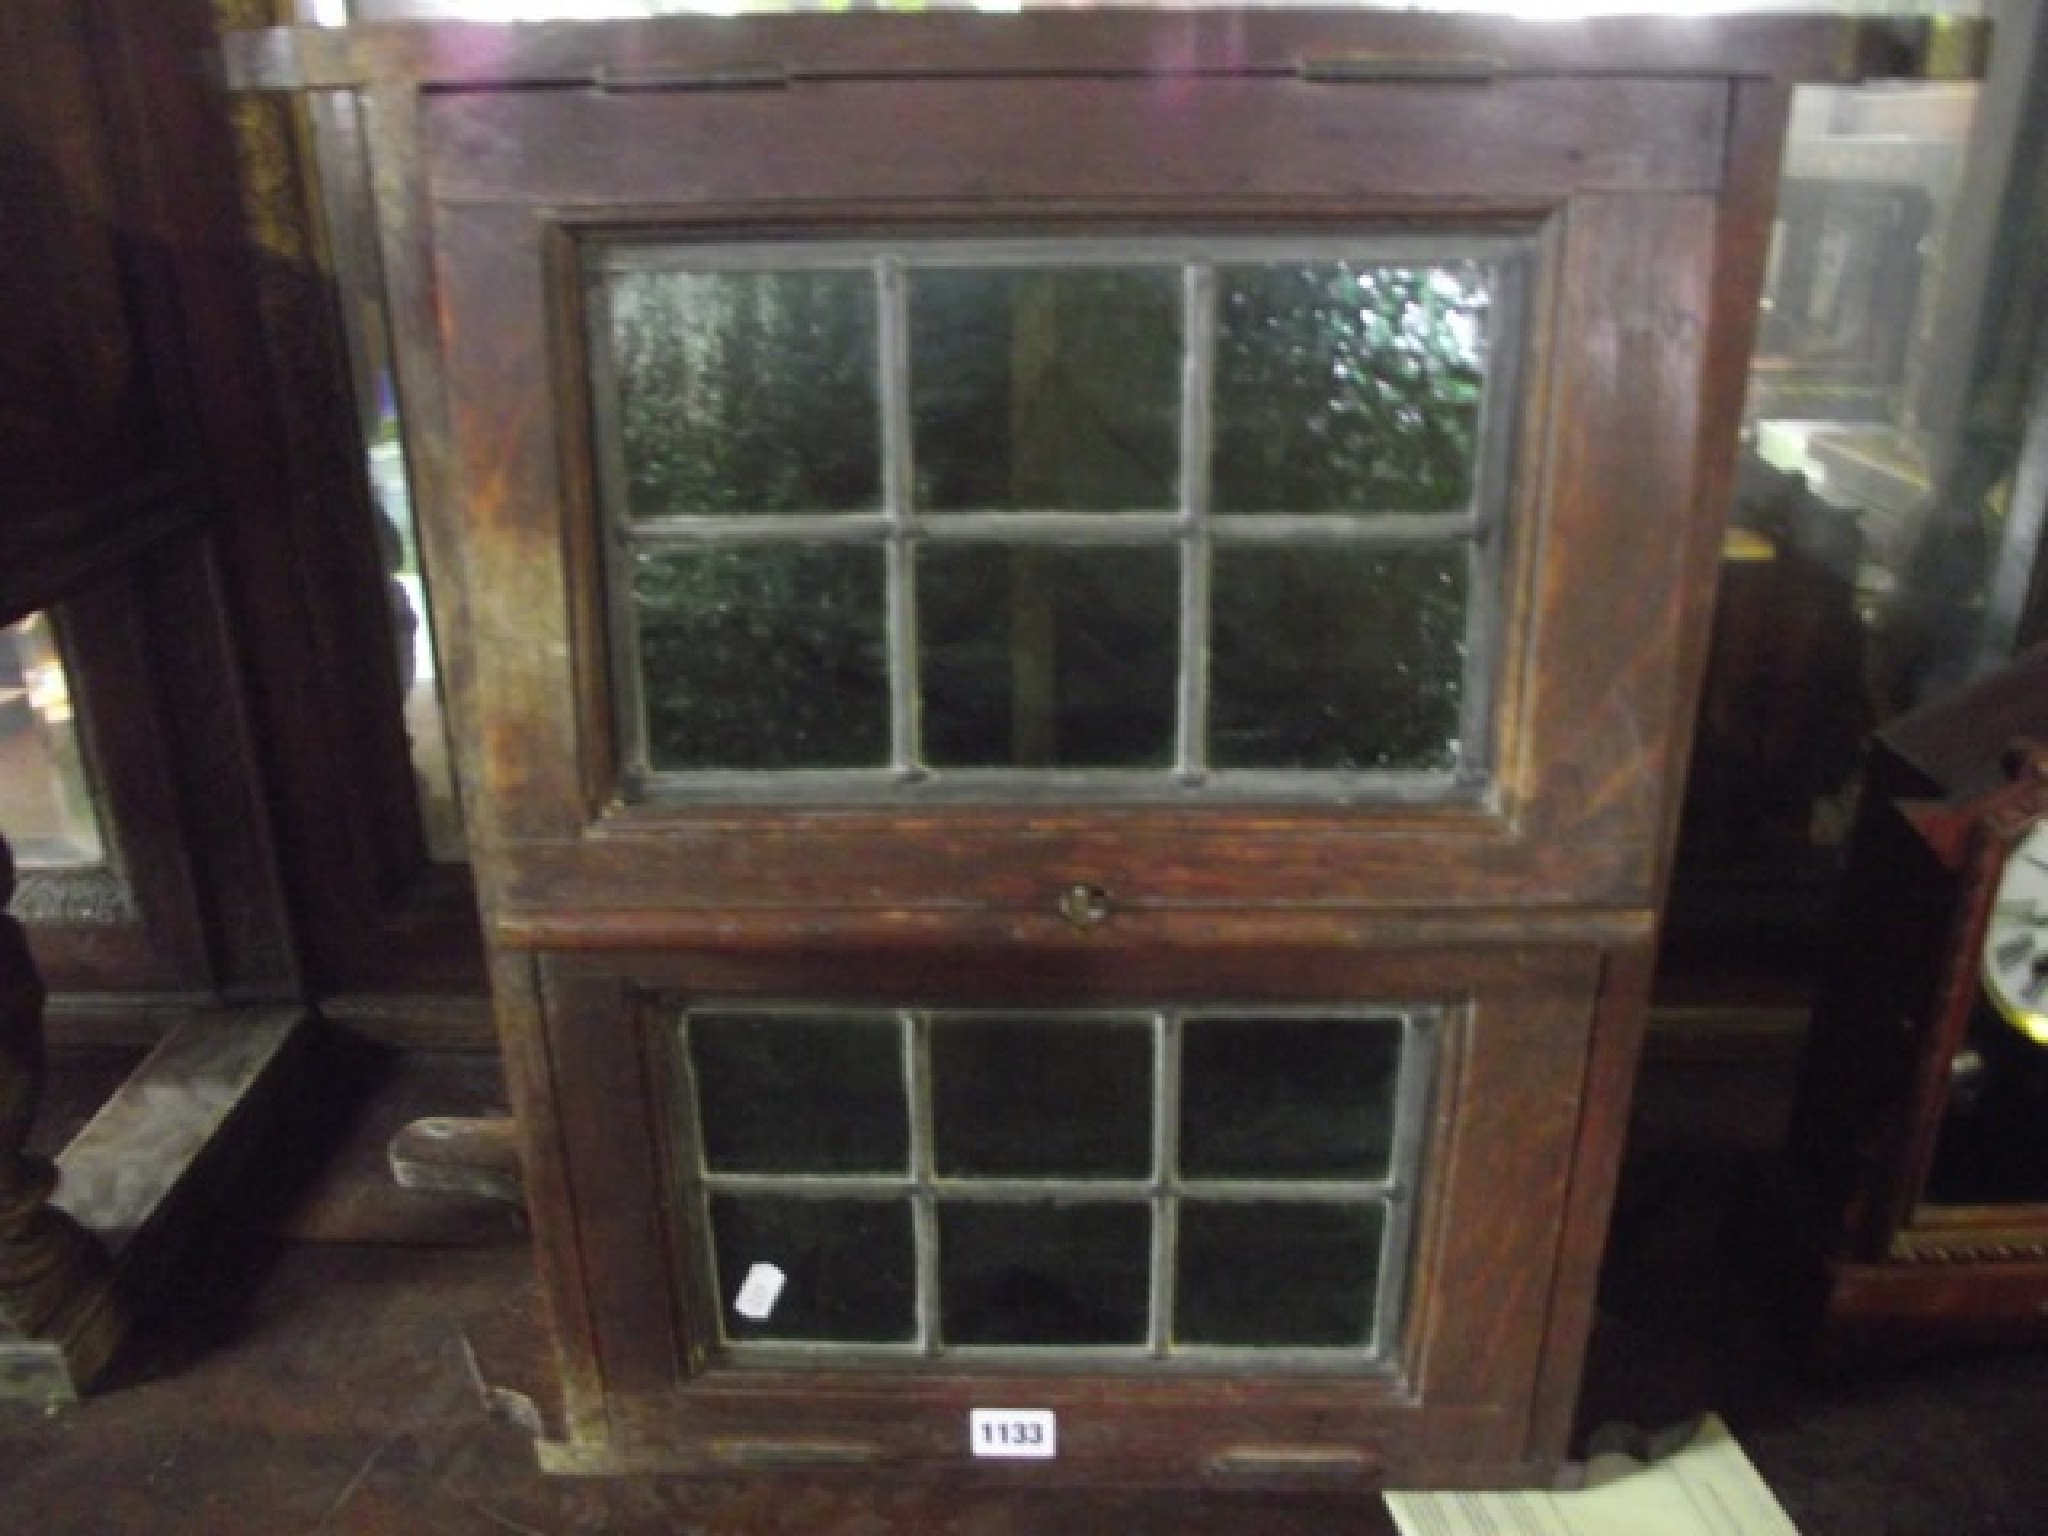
(1056, 883, 1113, 931)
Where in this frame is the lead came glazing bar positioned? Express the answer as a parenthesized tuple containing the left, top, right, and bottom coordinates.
(879, 259, 922, 775)
(1177, 264, 1217, 780)
(1151, 1012, 1182, 1354)
(907, 1010, 939, 1354)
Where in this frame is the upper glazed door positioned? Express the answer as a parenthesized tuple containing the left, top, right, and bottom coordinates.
(400, 15, 1740, 928)
(594, 234, 1519, 804)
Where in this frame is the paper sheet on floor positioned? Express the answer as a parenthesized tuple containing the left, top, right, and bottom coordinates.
(1383, 1413, 1800, 1536)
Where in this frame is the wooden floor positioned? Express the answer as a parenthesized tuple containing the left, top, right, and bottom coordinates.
(3, 1034, 2046, 1535)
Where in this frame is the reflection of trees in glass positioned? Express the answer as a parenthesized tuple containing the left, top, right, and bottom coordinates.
(918, 544, 1179, 769)
(635, 548, 888, 770)
(611, 269, 880, 517)
(1213, 264, 1489, 513)
(610, 255, 1492, 779)
(1209, 546, 1468, 772)
(910, 269, 1182, 511)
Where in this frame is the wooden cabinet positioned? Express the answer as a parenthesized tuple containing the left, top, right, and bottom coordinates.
(230, 9, 1969, 1486)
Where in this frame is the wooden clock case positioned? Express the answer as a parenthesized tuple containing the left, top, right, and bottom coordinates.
(227, 9, 1974, 1489)
(1771, 644, 2048, 1363)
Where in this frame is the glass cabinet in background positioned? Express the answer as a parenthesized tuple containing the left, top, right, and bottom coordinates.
(1669, 6, 2047, 985)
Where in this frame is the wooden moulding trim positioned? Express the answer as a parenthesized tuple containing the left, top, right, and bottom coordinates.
(492, 905, 1655, 953)
(535, 1395, 1518, 1485)
(1890, 1207, 2048, 1266)
(219, 13, 1985, 94)
(1829, 1256, 2048, 1310)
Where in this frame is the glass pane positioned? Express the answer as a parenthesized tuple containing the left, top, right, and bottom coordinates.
(710, 1195, 916, 1344)
(294, 83, 468, 862)
(1180, 1015, 1405, 1181)
(938, 1200, 1151, 1348)
(611, 268, 880, 517)
(1208, 546, 1469, 773)
(689, 1012, 907, 1175)
(909, 268, 1181, 512)
(0, 613, 104, 869)
(930, 1014, 1154, 1179)
(918, 545, 1178, 769)
(634, 546, 889, 770)
(369, 436, 466, 861)
(1212, 264, 1490, 515)
(1926, 988, 2048, 1207)
(1662, 75, 2048, 992)
(1175, 1200, 1384, 1349)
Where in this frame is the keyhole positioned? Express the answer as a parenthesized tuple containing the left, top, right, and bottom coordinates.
(1056, 884, 1112, 930)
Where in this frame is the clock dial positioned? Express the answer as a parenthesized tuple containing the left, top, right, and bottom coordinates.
(1982, 818, 2048, 1045)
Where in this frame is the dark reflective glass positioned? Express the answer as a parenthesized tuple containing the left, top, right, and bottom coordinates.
(1180, 1015, 1405, 1180)
(711, 1195, 916, 1344)
(939, 1200, 1151, 1347)
(1208, 545, 1469, 773)
(909, 268, 1182, 512)
(930, 1014, 1155, 1179)
(918, 544, 1178, 769)
(1212, 263, 1489, 514)
(689, 1013, 907, 1175)
(1925, 998, 2048, 1206)
(635, 546, 889, 770)
(610, 269, 880, 517)
(1174, 1200, 1384, 1348)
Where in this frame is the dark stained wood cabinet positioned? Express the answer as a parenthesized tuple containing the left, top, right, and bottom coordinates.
(2, 0, 482, 1402)
(1, 0, 329, 1398)
(229, 10, 1972, 1487)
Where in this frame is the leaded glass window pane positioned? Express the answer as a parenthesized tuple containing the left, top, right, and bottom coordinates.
(676, 1004, 1434, 1366)
(909, 267, 1182, 513)
(633, 546, 890, 771)
(711, 1195, 917, 1345)
(690, 1012, 908, 1175)
(1208, 546, 1472, 774)
(611, 268, 881, 518)
(1174, 1201, 1386, 1349)
(595, 238, 1519, 796)
(1211, 263, 1490, 515)
(1180, 1015, 1406, 1181)
(929, 1013, 1155, 1179)
(938, 1200, 1153, 1347)
(917, 544, 1179, 770)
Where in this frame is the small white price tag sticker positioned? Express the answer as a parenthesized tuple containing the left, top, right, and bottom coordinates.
(969, 1408, 1057, 1460)
(732, 1262, 786, 1321)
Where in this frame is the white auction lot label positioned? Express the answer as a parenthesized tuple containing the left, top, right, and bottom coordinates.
(968, 1408, 1058, 1460)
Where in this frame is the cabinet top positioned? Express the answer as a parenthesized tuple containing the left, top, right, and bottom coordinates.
(223, 9, 1985, 93)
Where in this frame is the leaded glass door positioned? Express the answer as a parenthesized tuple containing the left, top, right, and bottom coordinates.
(678, 1004, 1432, 1364)
(594, 239, 1520, 796)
